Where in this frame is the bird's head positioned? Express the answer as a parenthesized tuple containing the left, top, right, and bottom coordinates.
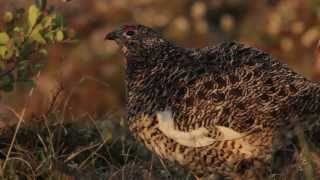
(105, 24, 166, 57)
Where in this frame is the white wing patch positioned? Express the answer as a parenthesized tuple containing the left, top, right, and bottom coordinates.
(157, 110, 214, 147)
(156, 110, 251, 148)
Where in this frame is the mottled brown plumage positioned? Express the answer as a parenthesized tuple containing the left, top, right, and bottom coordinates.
(106, 24, 320, 178)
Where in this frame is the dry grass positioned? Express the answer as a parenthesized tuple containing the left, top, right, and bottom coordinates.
(0, 113, 194, 180)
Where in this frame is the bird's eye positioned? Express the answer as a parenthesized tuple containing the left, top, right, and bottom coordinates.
(126, 30, 135, 36)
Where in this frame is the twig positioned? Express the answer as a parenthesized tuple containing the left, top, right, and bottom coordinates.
(148, 154, 154, 179)
(78, 135, 110, 169)
(0, 60, 17, 78)
(2, 106, 27, 171)
(46, 83, 64, 116)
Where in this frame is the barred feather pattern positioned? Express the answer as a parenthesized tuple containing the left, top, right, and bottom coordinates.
(110, 25, 320, 178)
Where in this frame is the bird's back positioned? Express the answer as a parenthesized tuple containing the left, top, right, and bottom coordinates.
(166, 42, 318, 131)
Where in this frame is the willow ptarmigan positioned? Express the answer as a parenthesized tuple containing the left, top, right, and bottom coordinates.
(105, 24, 320, 179)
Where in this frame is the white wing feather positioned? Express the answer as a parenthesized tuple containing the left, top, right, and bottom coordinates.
(156, 110, 251, 148)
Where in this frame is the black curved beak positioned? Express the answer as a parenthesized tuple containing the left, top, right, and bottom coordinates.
(105, 31, 119, 40)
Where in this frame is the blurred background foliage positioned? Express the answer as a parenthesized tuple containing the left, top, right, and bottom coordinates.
(1, 0, 320, 127)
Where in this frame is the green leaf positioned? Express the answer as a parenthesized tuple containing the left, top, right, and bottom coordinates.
(13, 27, 22, 32)
(4, 48, 13, 60)
(0, 61, 4, 68)
(39, 49, 48, 56)
(30, 25, 46, 44)
(53, 14, 67, 28)
(35, 63, 44, 68)
(0, 46, 8, 59)
(43, 16, 53, 28)
(0, 74, 14, 92)
(35, 0, 47, 11)
(1, 83, 14, 92)
(0, 45, 14, 60)
(0, 32, 10, 45)
(31, 64, 44, 76)
(55, 30, 64, 42)
(44, 32, 54, 43)
(3, 11, 13, 23)
(28, 5, 40, 30)
(15, 8, 25, 19)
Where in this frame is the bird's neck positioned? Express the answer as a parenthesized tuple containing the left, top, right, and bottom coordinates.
(124, 44, 186, 125)
(125, 41, 179, 77)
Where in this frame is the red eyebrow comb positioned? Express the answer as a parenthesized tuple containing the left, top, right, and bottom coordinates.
(123, 25, 137, 32)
